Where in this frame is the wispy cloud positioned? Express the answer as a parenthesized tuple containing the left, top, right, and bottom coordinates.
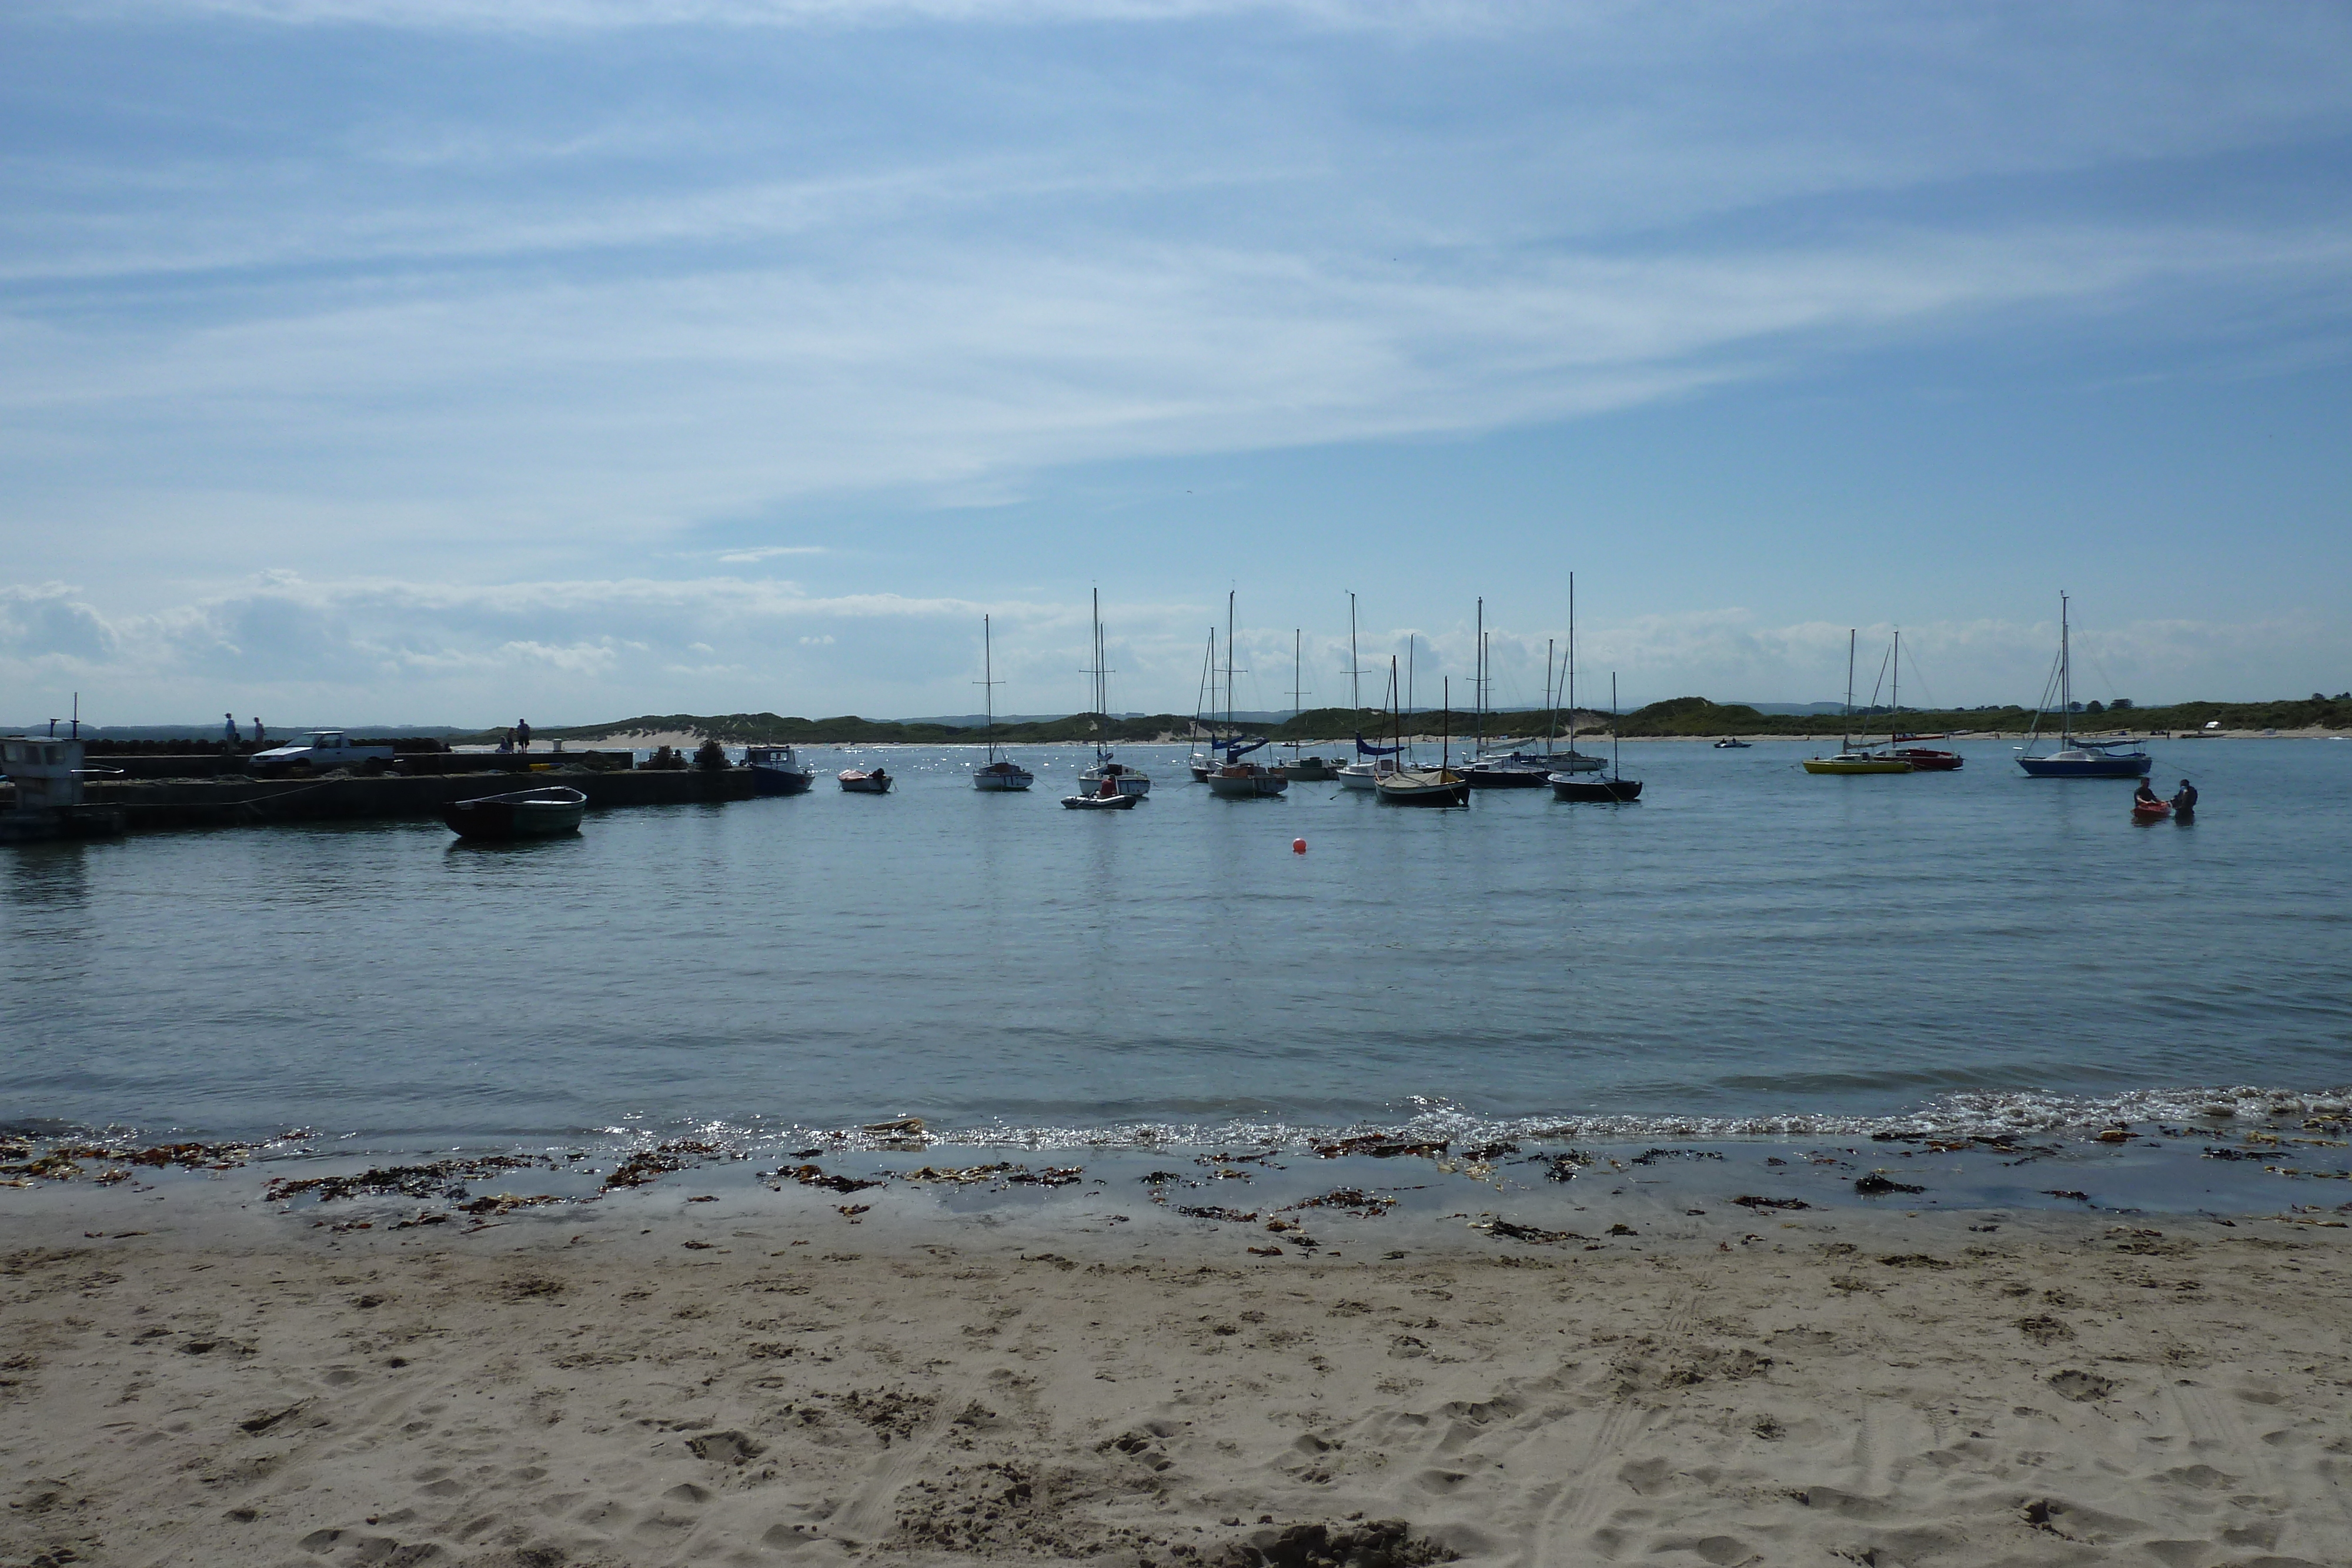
(4, 0, 2348, 713)
(5, 574, 2342, 725)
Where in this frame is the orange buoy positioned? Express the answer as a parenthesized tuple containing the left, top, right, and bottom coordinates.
(1292, 838, 1307, 854)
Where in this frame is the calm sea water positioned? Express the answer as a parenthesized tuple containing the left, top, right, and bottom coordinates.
(4, 740, 2347, 1151)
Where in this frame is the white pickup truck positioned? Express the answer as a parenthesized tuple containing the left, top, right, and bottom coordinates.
(246, 731, 396, 775)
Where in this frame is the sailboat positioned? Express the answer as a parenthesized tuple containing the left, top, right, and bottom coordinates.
(2016, 593, 2152, 778)
(1187, 629, 1220, 781)
(1551, 674, 1643, 801)
(1338, 598, 1404, 790)
(1463, 600, 1550, 787)
(1078, 589, 1150, 797)
(971, 614, 1035, 791)
(1803, 630, 1912, 774)
(1379, 674, 1470, 805)
(1204, 592, 1288, 798)
(1873, 630, 1962, 770)
(1279, 628, 1339, 780)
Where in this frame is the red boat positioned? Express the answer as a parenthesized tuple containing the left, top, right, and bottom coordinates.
(1891, 745, 1963, 771)
(2132, 798, 2171, 822)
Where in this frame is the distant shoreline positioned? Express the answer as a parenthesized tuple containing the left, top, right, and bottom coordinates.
(532, 726, 2349, 750)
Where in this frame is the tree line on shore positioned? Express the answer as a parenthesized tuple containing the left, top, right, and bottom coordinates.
(448, 691, 2352, 749)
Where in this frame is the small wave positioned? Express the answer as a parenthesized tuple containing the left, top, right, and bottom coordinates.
(14, 1085, 2346, 1164)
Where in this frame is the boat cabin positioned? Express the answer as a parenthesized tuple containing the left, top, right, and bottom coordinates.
(2, 735, 86, 811)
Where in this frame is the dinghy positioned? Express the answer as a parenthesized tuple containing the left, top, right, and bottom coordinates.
(442, 785, 586, 839)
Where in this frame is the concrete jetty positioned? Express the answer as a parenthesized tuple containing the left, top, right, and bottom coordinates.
(1, 766, 753, 834)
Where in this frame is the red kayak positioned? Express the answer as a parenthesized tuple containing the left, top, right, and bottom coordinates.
(2132, 798, 2171, 821)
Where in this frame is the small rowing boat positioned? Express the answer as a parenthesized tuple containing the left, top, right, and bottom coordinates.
(2132, 798, 2171, 822)
(442, 785, 586, 839)
(838, 767, 891, 794)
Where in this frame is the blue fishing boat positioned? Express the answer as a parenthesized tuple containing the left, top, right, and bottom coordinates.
(746, 744, 813, 795)
(2016, 594, 2151, 778)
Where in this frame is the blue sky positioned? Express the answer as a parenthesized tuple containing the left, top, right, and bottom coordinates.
(5, 1, 2350, 726)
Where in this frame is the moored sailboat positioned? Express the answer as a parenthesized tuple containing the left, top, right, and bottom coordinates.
(1077, 590, 1150, 797)
(1551, 674, 1643, 801)
(1804, 630, 1912, 774)
(1203, 593, 1288, 798)
(1872, 630, 1962, 770)
(2016, 594, 2152, 778)
(971, 614, 1035, 792)
(1379, 674, 1469, 806)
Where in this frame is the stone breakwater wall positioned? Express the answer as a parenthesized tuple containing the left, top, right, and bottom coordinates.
(2, 768, 753, 830)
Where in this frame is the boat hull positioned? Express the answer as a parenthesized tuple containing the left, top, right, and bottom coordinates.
(1205, 768, 1288, 798)
(1062, 792, 1140, 810)
(838, 771, 892, 794)
(2132, 800, 2172, 821)
(1464, 764, 1549, 788)
(2017, 753, 2151, 778)
(750, 764, 813, 795)
(1377, 770, 1469, 807)
(1280, 758, 1338, 781)
(1081, 767, 1150, 797)
(1803, 756, 1912, 774)
(973, 767, 1034, 791)
(442, 787, 586, 839)
(1550, 776, 1642, 802)
(1892, 748, 1963, 771)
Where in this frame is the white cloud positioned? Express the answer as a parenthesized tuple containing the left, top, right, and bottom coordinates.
(4, 573, 2341, 726)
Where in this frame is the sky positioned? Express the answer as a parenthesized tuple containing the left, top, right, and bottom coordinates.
(5, 1, 2351, 727)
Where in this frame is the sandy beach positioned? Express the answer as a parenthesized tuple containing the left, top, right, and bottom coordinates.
(7, 1178, 2348, 1568)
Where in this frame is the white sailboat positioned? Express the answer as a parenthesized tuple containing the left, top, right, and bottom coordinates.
(972, 614, 1035, 791)
(1337, 596, 1401, 789)
(1078, 589, 1150, 797)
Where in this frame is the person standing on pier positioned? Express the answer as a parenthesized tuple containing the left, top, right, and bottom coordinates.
(252, 717, 265, 745)
(516, 718, 532, 752)
(224, 713, 238, 744)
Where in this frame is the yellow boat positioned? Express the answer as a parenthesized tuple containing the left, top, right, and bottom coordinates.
(1805, 630, 1913, 775)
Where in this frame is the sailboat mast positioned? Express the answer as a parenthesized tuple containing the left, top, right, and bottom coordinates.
(1890, 628, 1900, 750)
(2059, 592, 2072, 745)
(1474, 599, 1484, 757)
(1545, 639, 1558, 755)
(1567, 571, 1577, 753)
(983, 614, 997, 763)
(1842, 628, 1856, 752)
(1226, 591, 1236, 731)
(1611, 673, 1621, 781)
(1391, 656, 1402, 764)
(1406, 635, 1416, 763)
(1292, 628, 1304, 758)
(1348, 593, 1361, 713)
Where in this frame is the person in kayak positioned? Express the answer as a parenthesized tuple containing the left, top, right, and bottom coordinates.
(2134, 780, 2163, 808)
(2172, 779, 2199, 813)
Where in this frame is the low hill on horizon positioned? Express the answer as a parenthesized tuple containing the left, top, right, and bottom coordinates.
(435, 691, 2352, 749)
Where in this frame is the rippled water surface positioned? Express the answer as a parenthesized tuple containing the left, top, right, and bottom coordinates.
(5, 740, 2347, 1146)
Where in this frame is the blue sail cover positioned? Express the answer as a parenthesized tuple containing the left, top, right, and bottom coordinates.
(1215, 735, 1269, 758)
(1354, 732, 1404, 756)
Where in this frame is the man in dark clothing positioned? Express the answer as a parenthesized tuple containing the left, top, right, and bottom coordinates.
(517, 718, 532, 752)
(2173, 779, 2198, 813)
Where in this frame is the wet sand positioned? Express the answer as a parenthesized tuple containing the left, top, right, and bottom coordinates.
(6, 1180, 2350, 1568)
